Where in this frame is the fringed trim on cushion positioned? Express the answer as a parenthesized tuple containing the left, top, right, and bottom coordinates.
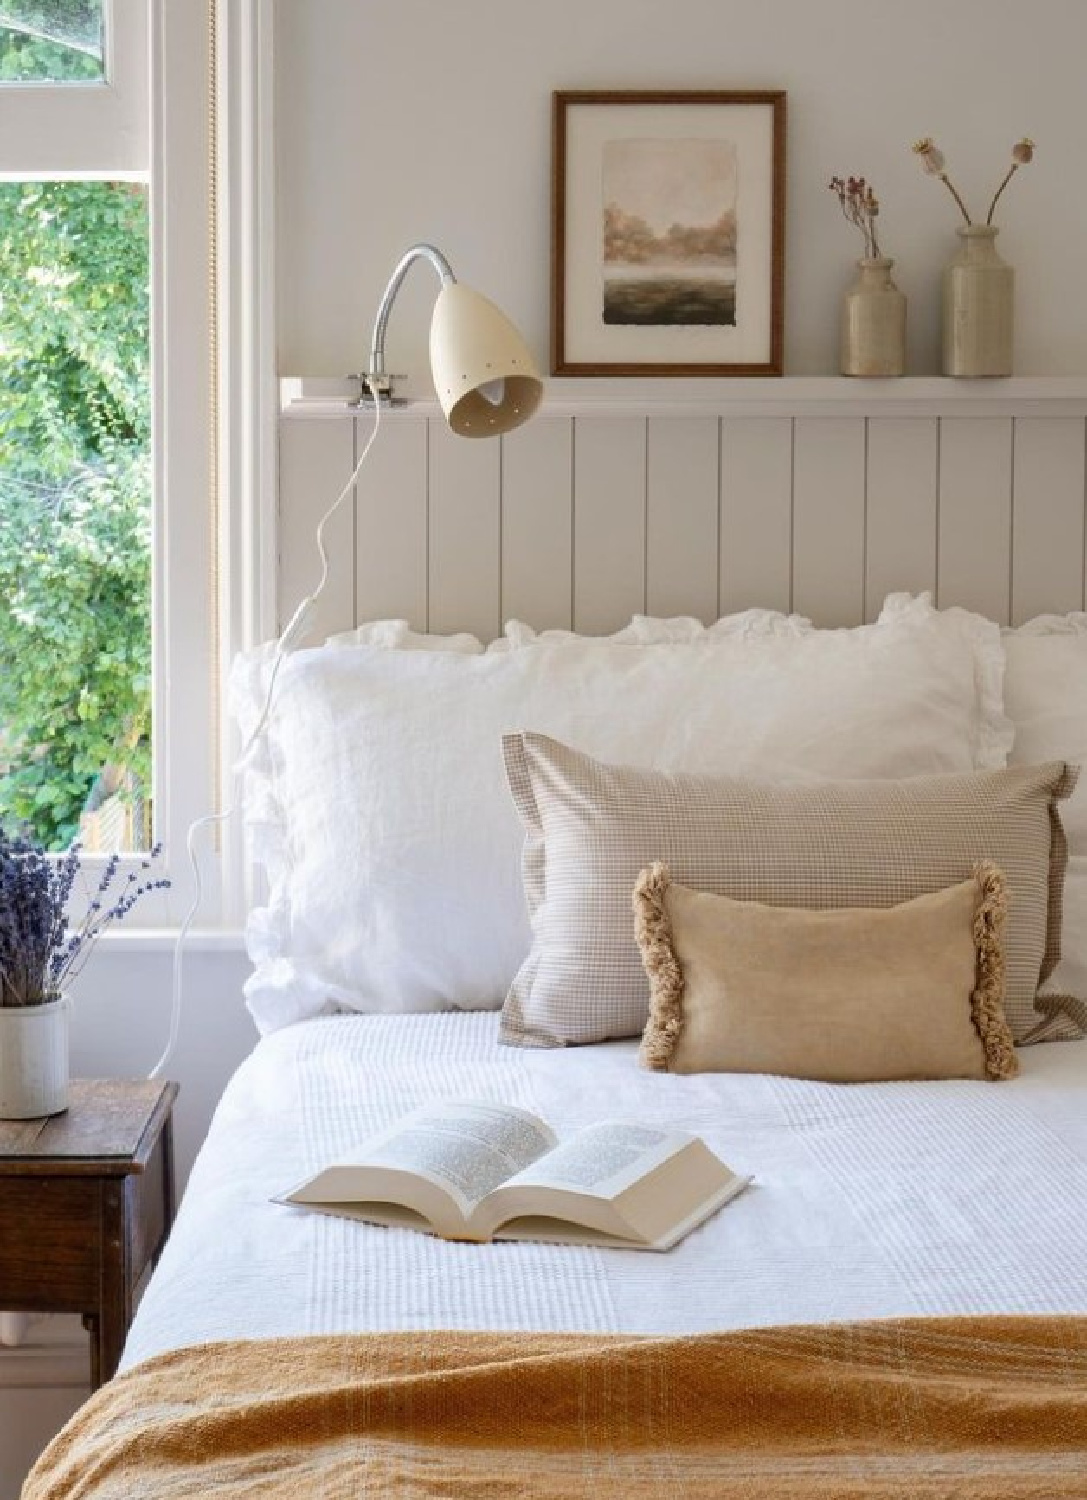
(634, 863, 686, 1071)
(971, 860, 1019, 1081)
(1029, 760, 1085, 1043)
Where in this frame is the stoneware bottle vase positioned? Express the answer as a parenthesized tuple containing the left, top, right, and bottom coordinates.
(0, 995, 70, 1119)
(840, 257, 906, 377)
(943, 225, 1013, 377)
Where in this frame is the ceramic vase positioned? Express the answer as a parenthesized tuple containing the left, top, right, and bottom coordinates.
(0, 995, 69, 1119)
(942, 225, 1013, 377)
(840, 257, 906, 377)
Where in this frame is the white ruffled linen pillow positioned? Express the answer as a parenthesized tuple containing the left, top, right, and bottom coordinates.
(1001, 613, 1087, 1040)
(326, 608, 816, 652)
(232, 596, 1010, 1035)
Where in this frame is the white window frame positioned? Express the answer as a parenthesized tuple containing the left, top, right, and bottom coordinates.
(214, 0, 278, 928)
(0, 0, 233, 930)
(0, 0, 147, 179)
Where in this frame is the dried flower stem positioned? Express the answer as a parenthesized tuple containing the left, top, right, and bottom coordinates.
(914, 136, 1035, 229)
(939, 173, 973, 227)
(828, 175, 882, 260)
(986, 164, 1018, 225)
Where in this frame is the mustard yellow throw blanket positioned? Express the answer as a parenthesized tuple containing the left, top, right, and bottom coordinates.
(25, 1318, 1087, 1499)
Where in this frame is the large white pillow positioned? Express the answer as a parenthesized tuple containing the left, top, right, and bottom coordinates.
(232, 596, 1009, 1034)
(1002, 614, 1087, 1039)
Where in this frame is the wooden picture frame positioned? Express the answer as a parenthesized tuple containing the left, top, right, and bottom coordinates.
(551, 90, 786, 377)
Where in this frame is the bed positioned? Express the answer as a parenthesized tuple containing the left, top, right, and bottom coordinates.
(23, 595, 1087, 1498)
(126, 1014, 1087, 1359)
(23, 1014, 1087, 1497)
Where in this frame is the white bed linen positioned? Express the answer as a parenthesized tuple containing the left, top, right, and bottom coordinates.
(123, 1014, 1087, 1370)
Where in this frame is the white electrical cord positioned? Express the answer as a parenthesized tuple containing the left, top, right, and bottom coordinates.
(147, 388, 385, 1080)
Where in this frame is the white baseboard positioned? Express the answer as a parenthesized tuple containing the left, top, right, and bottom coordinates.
(0, 1317, 88, 1390)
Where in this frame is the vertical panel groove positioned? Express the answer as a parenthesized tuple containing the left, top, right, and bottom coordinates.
(647, 417, 718, 620)
(278, 416, 355, 639)
(502, 417, 574, 629)
(792, 417, 866, 625)
(937, 417, 1013, 621)
(1008, 418, 1017, 623)
(350, 415, 359, 626)
(424, 416, 431, 632)
(428, 421, 501, 637)
(1011, 417, 1086, 622)
(861, 417, 869, 623)
(934, 417, 942, 604)
(355, 412, 427, 627)
(865, 419, 938, 617)
(643, 416, 649, 613)
(570, 417, 577, 626)
(498, 435, 504, 625)
(788, 417, 796, 613)
(718, 420, 725, 614)
(715, 417, 722, 620)
(719, 418, 792, 615)
(573, 417, 646, 633)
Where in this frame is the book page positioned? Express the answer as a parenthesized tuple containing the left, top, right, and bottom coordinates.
(501, 1122, 687, 1200)
(345, 1101, 558, 1216)
(486, 1132, 751, 1249)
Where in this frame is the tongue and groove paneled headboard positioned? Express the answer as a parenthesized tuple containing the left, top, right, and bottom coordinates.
(278, 378, 1087, 643)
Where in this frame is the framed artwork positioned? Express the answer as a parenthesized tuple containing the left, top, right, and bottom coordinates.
(551, 90, 786, 376)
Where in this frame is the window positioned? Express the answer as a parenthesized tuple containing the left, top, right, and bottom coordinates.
(0, 1, 219, 914)
(0, 182, 151, 850)
(0, 2, 106, 82)
(0, 4, 149, 851)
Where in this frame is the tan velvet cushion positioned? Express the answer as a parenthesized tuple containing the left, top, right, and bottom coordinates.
(500, 732, 1080, 1048)
(635, 862, 1018, 1083)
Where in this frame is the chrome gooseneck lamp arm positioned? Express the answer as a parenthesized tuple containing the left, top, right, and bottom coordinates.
(359, 242, 456, 402)
(351, 240, 542, 435)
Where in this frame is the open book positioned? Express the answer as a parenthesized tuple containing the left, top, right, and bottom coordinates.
(280, 1100, 751, 1251)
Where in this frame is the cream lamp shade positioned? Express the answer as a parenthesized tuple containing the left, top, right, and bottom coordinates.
(430, 282, 543, 436)
(366, 243, 542, 437)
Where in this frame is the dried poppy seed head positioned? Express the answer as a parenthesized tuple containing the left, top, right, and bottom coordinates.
(912, 138, 947, 175)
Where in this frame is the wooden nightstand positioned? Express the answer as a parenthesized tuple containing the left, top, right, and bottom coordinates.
(0, 1079, 177, 1388)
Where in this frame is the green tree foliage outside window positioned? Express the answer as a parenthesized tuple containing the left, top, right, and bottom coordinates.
(0, 180, 150, 849)
(0, 2, 103, 80)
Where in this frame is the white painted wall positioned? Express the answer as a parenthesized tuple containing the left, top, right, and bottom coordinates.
(66, 941, 257, 1184)
(275, 0, 1087, 385)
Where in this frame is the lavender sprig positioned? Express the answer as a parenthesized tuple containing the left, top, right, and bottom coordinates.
(0, 829, 169, 1007)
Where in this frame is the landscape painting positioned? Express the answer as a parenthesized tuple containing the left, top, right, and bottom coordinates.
(602, 138, 737, 327)
(552, 91, 786, 376)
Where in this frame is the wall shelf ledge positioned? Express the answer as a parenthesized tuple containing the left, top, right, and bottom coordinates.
(280, 374, 1087, 421)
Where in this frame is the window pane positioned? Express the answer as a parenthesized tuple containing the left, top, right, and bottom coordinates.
(0, 181, 150, 852)
(0, 2, 104, 83)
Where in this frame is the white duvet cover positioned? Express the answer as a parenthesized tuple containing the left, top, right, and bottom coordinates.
(123, 1014, 1087, 1370)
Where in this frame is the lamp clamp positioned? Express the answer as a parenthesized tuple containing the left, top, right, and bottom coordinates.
(348, 370, 407, 407)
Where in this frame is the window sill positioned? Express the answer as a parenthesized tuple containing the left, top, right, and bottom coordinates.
(93, 928, 247, 955)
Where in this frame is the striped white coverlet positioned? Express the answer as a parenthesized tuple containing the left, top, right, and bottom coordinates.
(122, 1014, 1087, 1369)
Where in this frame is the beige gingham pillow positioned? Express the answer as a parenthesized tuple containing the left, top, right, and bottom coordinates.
(500, 732, 1081, 1049)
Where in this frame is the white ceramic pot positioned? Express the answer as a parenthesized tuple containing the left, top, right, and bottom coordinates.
(942, 225, 1013, 377)
(0, 996, 70, 1119)
(840, 257, 906, 377)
